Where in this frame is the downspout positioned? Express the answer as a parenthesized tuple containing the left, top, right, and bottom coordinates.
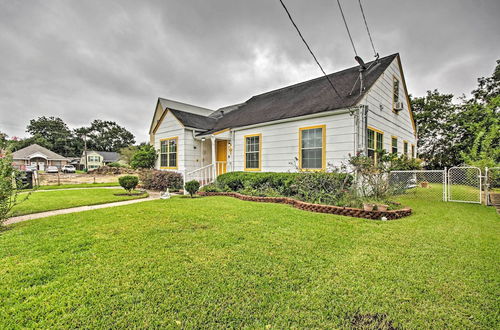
(363, 104, 369, 155)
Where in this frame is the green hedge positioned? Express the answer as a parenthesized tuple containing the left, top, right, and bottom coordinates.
(205, 171, 354, 205)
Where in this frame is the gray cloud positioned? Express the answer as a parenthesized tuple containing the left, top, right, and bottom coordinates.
(1, 0, 499, 143)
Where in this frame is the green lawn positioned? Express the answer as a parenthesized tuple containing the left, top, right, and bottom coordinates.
(395, 183, 483, 203)
(0, 195, 498, 328)
(10, 189, 147, 217)
(34, 182, 120, 190)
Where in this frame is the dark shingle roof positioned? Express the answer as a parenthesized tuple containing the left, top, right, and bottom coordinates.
(165, 53, 398, 134)
(206, 54, 397, 133)
(170, 109, 217, 130)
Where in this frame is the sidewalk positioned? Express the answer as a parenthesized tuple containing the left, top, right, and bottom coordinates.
(5, 191, 161, 225)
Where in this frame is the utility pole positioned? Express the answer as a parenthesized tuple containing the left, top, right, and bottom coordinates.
(83, 134, 88, 171)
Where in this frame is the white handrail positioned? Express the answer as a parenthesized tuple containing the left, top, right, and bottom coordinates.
(185, 163, 215, 187)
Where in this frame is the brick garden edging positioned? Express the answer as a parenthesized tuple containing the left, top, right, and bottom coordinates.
(198, 192, 412, 220)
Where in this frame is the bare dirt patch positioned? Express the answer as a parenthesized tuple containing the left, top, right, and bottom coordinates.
(39, 173, 124, 185)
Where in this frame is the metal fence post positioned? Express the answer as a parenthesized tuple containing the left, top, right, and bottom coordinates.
(485, 167, 489, 205)
(443, 167, 447, 202)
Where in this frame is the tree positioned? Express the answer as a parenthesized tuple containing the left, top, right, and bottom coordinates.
(26, 116, 74, 156)
(130, 144, 156, 169)
(119, 145, 139, 165)
(0, 152, 30, 229)
(472, 59, 500, 104)
(411, 90, 461, 168)
(0, 131, 7, 155)
(412, 58, 499, 169)
(79, 120, 135, 152)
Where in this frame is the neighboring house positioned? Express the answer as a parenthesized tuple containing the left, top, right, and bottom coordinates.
(11, 144, 69, 170)
(80, 151, 121, 169)
(149, 53, 417, 183)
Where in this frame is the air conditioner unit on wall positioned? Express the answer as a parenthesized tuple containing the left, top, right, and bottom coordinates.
(394, 101, 404, 112)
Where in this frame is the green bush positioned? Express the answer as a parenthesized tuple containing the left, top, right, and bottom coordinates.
(108, 162, 125, 168)
(138, 170, 183, 191)
(118, 175, 139, 194)
(294, 171, 353, 206)
(130, 145, 157, 169)
(200, 184, 221, 193)
(185, 180, 200, 197)
(214, 171, 353, 206)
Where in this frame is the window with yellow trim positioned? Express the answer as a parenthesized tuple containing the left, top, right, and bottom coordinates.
(393, 76, 400, 112)
(391, 137, 398, 154)
(411, 144, 415, 158)
(367, 128, 383, 163)
(160, 138, 177, 168)
(300, 126, 324, 169)
(403, 141, 408, 155)
(245, 134, 261, 170)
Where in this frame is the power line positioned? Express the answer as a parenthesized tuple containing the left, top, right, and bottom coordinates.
(358, 0, 378, 57)
(278, 0, 341, 98)
(336, 0, 357, 57)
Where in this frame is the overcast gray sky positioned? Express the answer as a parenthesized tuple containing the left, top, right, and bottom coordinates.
(1, 0, 499, 143)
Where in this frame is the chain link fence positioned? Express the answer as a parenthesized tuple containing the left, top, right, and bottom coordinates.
(448, 167, 481, 204)
(389, 170, 446, 202)
(486, 167, 500, 206)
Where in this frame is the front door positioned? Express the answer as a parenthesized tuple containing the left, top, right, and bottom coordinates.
(216, 140, 227, 175)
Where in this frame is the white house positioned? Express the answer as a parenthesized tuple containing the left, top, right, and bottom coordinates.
(149, 53, 417, 184)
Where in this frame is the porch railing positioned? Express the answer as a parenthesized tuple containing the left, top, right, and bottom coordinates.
(184, 161, 228, 188)
(185, 163, 216, 187)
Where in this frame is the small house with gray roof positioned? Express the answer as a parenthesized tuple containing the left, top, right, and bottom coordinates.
(80, 150, 122, 170)
(11, 144, 69, 171)
(149, 53, 417, 185)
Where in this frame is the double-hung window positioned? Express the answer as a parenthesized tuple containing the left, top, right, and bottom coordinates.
(367, 127, 384, 163)
(299, 125, 325, 170)
(160, 137, 178, 168)
(244, 134, 261, 171)
(391, 137, 398, 154)
(403, 141, 408, 156)
(393, 76, 400, 113)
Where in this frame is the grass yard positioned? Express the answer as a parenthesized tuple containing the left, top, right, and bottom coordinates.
(10, 189, 147, 217)
(0, 194, 498, 328)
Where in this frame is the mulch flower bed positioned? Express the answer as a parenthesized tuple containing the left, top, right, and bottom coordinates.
(198, 192, 412, 220)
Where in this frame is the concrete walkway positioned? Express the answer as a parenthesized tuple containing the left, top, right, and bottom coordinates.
(5, 191, 161, 226)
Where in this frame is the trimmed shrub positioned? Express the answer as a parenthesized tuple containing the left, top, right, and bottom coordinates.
(214, 171, 353, 206)
(185, 180, 200, 197)
(118, 175, 139, 194)
(139, 169, 183, 191)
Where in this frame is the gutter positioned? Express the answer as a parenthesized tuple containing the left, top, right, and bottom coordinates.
(231, 107, 359, 133)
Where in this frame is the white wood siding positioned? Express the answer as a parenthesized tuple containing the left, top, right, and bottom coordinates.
(154, 111, 185, 171)
(232, 112, 355, 172)
(184, 130, 204, 173)
(360, 57, 417, 155)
